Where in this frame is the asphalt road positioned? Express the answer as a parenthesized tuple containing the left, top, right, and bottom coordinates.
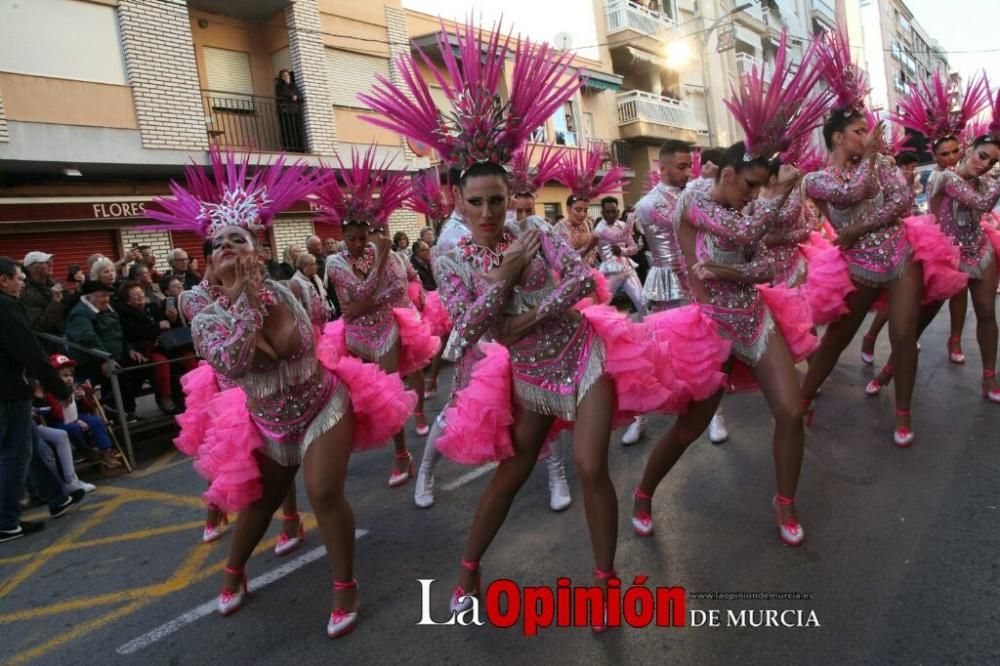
(2, 311, 998, 665)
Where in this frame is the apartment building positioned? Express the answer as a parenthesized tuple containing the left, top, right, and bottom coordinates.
(859, 0, 950, 118)
(0, 0, 629, 276)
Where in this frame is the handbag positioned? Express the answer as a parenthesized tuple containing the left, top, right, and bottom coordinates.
(157, 326, 193, 352)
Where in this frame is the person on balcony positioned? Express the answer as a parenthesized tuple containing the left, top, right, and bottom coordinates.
(275, 69, 305, 153)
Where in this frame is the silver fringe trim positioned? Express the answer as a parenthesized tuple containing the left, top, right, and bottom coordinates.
(514, 336, 606, 421)
(259, 380, 350, 468)
(347, 324, 400, 362)
(848, 246, 911, 288)
(960, 244, 995, 280)
(643, 267, 685, 302)
(242, 355, 318, 401)
(784, 257, 807, 288)
(729, 310, 775, 367)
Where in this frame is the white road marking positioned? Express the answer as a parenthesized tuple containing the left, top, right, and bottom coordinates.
(116, 529, 369, 655)
(440, 463, 498, 491)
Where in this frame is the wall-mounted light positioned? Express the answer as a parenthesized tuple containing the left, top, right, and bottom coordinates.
(62, 168, 83, 177)
(198, 18, 209, 29)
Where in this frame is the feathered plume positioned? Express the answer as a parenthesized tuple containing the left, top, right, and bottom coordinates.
(314, 145, 411, 232)
(145, 147, 322, 236)
(785, 137, 827, 173)
(645, 161, 662, 192)
(404, 167, 454, 224)
(509, 142, 565, 196)
(815, 28, 870, 112)
(961, 118, 989, 149)
(890, 71, 988, 148)
(691, 147, 702, 179)
(554, 144, 629, 202)
(724, 30, 834, 160)
(988, 81, 1000, 137)
(359, 19, 582, 170)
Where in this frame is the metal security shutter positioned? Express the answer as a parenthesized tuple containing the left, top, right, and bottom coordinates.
(203, 47, 254, 95)
(326, 49, 389, 108)
(1, 229, 117, 282)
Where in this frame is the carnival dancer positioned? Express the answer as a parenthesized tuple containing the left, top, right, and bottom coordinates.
(862, 73, 988, 392)
(800, 31, 967, 446)
(634, 29, 832, 546)
(620, 139, 695, 446)
(150, 150, 415, 638)
(361, 19, 685, 628)
(509, 142, 564, 229)
(321, 147, 440, 486)
(403, 167, 455, 396)
(176, 268, 304, 554)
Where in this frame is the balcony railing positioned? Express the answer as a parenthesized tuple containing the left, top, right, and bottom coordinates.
(616, 90, 705, 132)
(202, 90, 307, 153)
(605, 0, 677, 41)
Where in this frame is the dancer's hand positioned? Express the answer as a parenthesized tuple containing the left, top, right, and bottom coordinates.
(505, 229, 541, 273)
(225, 254, 264, 309)
(864, 122, 884, 159)
(692, 261, 720, 281)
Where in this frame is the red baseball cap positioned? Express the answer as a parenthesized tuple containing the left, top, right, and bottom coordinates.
(50, 354, 77, 369)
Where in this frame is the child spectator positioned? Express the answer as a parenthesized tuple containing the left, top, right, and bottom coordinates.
(30, 393, 96, 494)
(41, 355, 124, 475)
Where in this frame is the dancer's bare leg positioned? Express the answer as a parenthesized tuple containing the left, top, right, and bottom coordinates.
(572, 377, 617, 573)
(222, 455, 298, 591)
(302, 412, 357, 613)
(456, 407, 554, 593)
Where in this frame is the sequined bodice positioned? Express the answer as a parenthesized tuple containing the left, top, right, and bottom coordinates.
(931, 169, 1000, 264)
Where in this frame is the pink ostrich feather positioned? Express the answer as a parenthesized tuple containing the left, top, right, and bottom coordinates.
(314, 145, 411, 232)
(554, 144, 629, 202)
(145, 147, 324, 236)
(724, 30, 834, 160)
(404, 167, 454, 223)
(691, 147, 702, 179)
(786, 138, 827, 174)
(645, 162, 662, 192)
(961, 118, 989, 149)
(890, 71, 988, 146)
(358, 19, 581, 170)
(988, 82, 1000, 136)
(509, 142, 565, 196)
(815, 28, 870, 112)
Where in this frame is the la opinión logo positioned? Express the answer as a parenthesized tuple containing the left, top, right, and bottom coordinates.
(416, 576, 686, 636)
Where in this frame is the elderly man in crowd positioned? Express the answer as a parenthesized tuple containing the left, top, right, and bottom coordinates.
(20, 251, 67, 336)
(163, 248, 201, 290)
(323, 237, 339, 256)
(1, 256, 85, 543)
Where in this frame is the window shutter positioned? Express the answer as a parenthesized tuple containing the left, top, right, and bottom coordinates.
(326, 49, 390, 109)
(203, 47, 254, 96)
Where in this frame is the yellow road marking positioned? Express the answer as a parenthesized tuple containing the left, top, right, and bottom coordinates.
(0, 516, 314, 624)
(131, 451, 188, 479)
(0, 497, 125, 600)
(6, 599, 149, 666)
(0, 520, 204, 566)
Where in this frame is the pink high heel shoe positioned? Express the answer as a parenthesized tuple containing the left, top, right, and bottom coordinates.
(388, 451, 414, 487)
(327, 579, 358, 639)
(893, 409, 915, 447)
(592, 567, 618, 633)
(631, 487, 654, 537)
(865, 363, 893, 396)
(772, 494, 804, 547)
(274, 512, 305, 557)
(860, 334, 876, 365)
(217, 565, 248, 616)
(450, 559, 480, 614)
(202, 511, 229, 543)
(982, 370, 1000, 403)
(947, 336, 965, 364)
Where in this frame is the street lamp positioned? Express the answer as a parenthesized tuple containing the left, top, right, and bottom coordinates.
(697, 2, 752, 146)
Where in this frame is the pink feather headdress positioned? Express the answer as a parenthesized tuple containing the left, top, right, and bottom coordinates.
(987, 82, 1000, 137)
(509, 142, 565, 196)
(645, 162, 662, 192)
(890, 71, 988, 148)
(404, 167, 454, 224)
(960, 118, 989, 150)
(724, 31, 834, 160)
(359, 19, 582, 170)
(314, 145, 411, 232)
(554, 144, 629, 202)
(145, 148, 322, 236)
(691, 147, 702, 179)
(815, 28, 870, 114)
(784, 137, 827, 174)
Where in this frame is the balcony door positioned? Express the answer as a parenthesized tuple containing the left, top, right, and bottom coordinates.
(552, 100, 579, 147)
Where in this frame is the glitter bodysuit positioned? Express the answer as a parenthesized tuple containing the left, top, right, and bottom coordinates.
(684, 189, 782, 365)
(435, 217, 601, 420)
(593, 217, 645, 313)
(930, 169, 1000, 279)
(554, 218, 598, 268)
(637, 182, 689, 310)
(191, 279, 348, 466)
(327, 245, 410, 360)
(804, 156, 912, 286)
